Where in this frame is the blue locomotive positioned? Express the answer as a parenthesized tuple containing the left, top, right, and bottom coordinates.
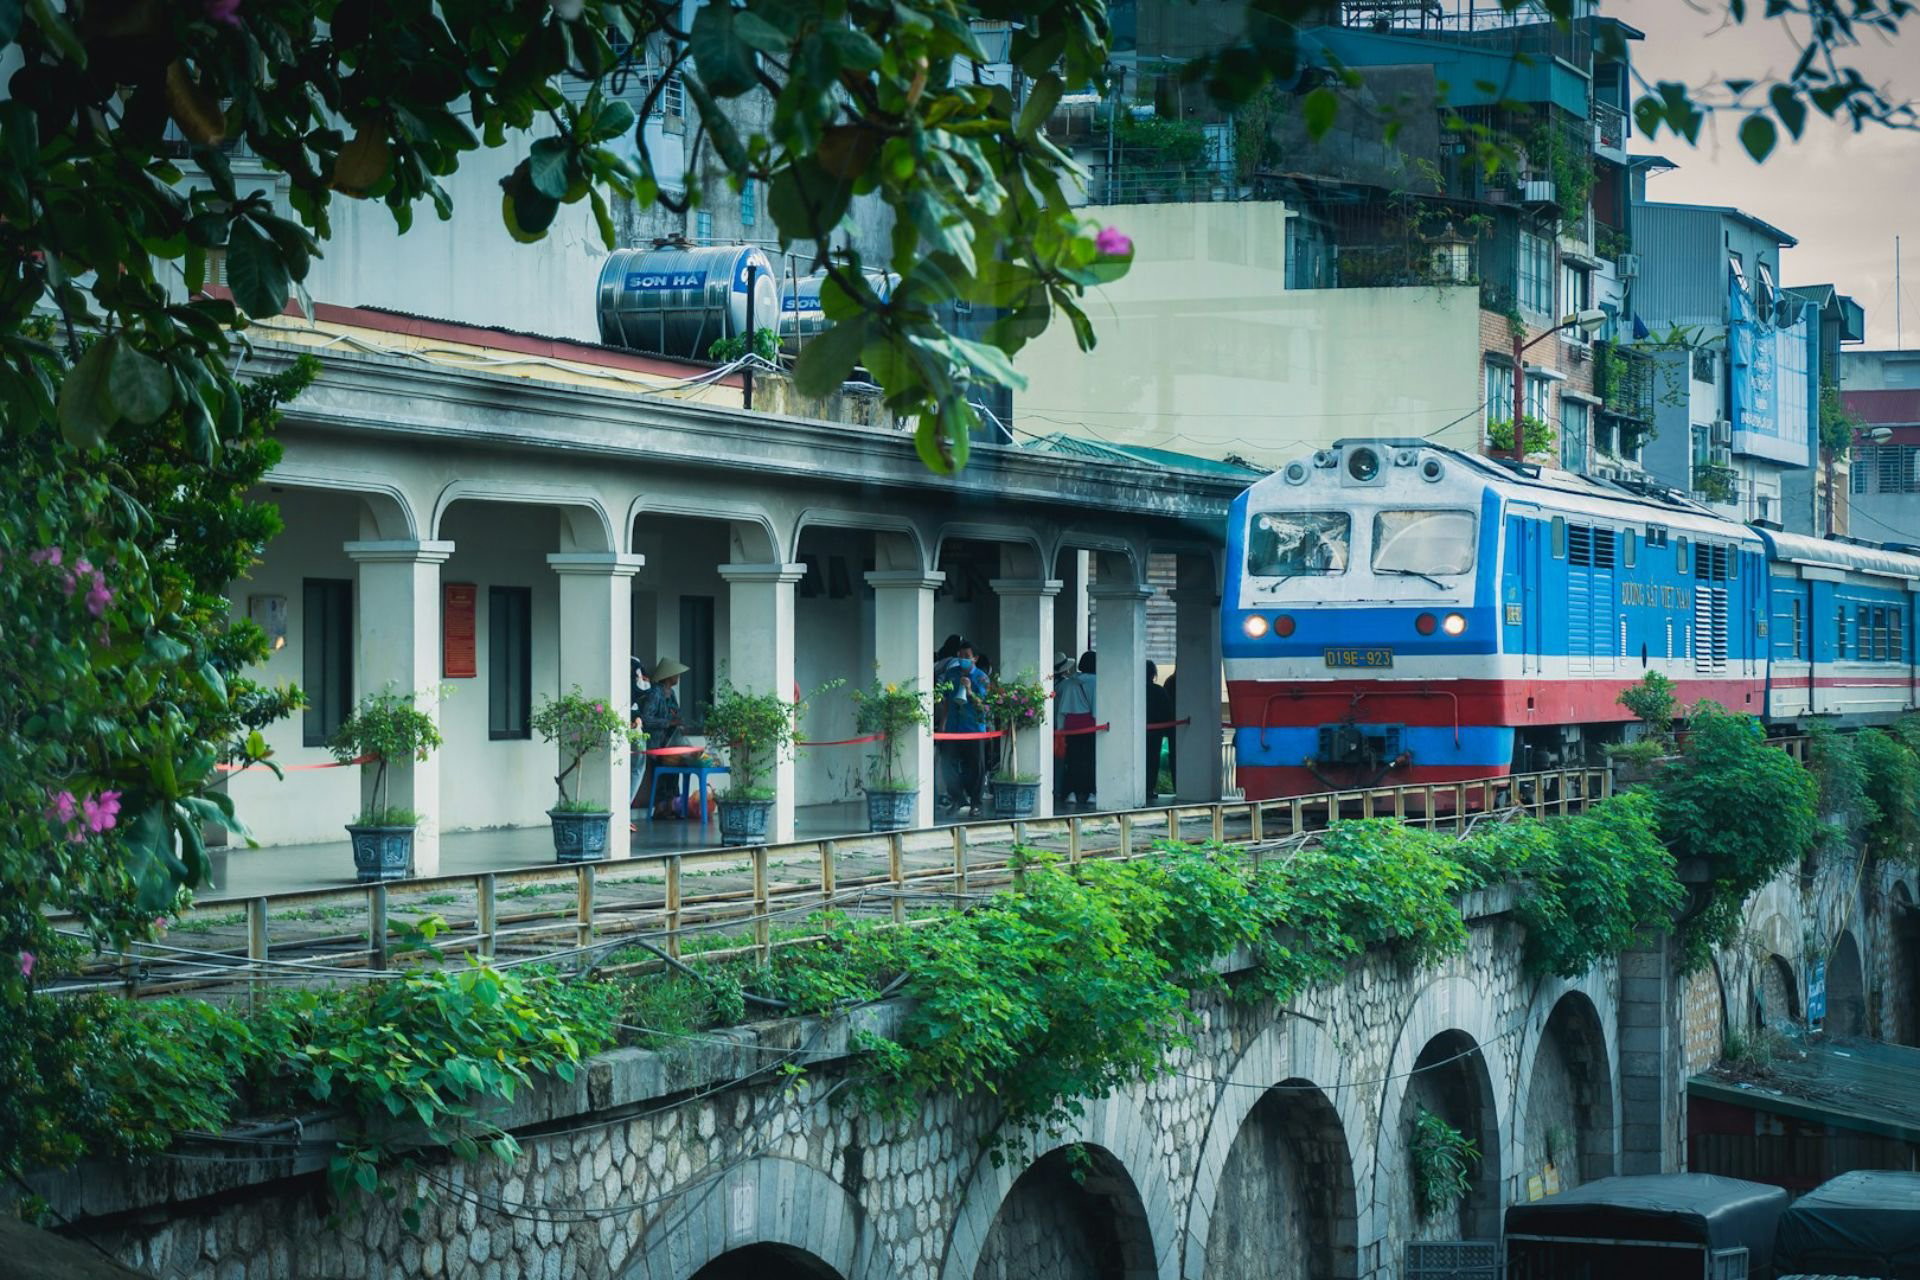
(1224, 439, 1918, 799)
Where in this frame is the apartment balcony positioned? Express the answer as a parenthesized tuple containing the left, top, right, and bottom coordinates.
(1592, 100, 1628, 163)
(1594, 340, 1655, 426)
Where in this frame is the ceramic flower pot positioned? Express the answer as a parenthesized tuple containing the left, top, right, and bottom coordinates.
(991, 779, 1040, 819)
(717, 797, 773, 844)
(548, 809, 611, 863)
(346, 824, 415, 883)
(866, 788, 917, 832)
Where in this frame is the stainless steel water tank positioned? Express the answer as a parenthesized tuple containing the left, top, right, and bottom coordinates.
(596, 245, 780, 360)
(777, 269, 895, 352)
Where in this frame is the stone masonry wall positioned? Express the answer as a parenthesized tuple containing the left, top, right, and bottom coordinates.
(49, 894, 1623, 1280)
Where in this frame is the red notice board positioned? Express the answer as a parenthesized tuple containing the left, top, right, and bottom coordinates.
(443, 582, 477, 678)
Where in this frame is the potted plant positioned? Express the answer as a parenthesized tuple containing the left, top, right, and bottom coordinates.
(702, 680, 804, 843)
(984, 671, 1048, 818)
(328, 688, 443, 883)
(531, 687, 641, 863)
(852, 679, 933, 832)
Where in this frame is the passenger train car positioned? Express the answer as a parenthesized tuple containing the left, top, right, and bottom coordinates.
(1224, 438, 1920, 800)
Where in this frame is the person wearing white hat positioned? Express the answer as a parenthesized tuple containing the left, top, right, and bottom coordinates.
(634, 658, 690, 817)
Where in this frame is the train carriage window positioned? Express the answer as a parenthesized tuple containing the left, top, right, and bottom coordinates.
(1838, 606, 1849, 658)
(1551, 516, 1566, 559)
(1876, 606, 1891, 661)
(1676, 536, 1689, 574)
(1894, 610, 1906, 662)
(1370, 509, 1476, 576)
(1246, 511, 1350, 577)
(1624, 530, 1637, 567)
(1859, 606, 1873, 660)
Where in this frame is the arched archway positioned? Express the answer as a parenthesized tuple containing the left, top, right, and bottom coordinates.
(1757, 954, 1800, 1031)
(1397, 1030, 1503, 1244)
(1826, 931, 1867, 1038)
(690, 1243, 843, 1280)
(972, 1145, 1157, 1280)
(1516, 992, 1615, 1193)
(1201, 1080, 1359, 1279)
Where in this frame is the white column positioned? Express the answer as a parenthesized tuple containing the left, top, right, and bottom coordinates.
(867, 570, 945, 828)
(1054, 549, 1091, 661)
(718, 562, 805, 843)
(548, 552, 645, 860)
(1171, 584, 1224, 802)
(344, 539, 454, 875)
(992, 577, 1062, 818)
(1091, 579, 1153, 812)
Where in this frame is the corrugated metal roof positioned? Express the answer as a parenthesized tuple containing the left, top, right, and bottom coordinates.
(1689, 1038, 1920, 1144)
(1022, 433, 1269, 480)
(1845, 388, 1920, 427)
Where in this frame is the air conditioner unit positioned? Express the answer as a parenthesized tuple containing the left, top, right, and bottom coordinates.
(1617, 252, 1641, 279)
(1710, 444, 1734, 468)
(1709, 418, 1733, 447)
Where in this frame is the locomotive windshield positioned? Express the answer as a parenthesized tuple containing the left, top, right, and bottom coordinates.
(1247, 511, 1350, 577)
(1371, 509, 1476, 576)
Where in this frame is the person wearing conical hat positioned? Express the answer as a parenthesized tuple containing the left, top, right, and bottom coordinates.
(634, 658, 690, 818)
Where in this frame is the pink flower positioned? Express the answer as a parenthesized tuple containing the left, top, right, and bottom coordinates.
(47, 790, 77, 825)
(1095, 226, 1133, 257)
(204, 0, 242, 26)
(85, 575, 112, 618)
(17, 952, 34, 980)
(153, 918, 169, 935)
(28, 546, 62, 568)
(83, 791, 122, 835)
(73, 558, 92, 577)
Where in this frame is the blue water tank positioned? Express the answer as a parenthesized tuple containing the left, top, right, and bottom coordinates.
(597, 244, 780, 360)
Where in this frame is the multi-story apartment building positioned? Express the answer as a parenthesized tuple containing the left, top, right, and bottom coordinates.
(1841, 348, 1920, 545)
(1018, 0, 1654, 471)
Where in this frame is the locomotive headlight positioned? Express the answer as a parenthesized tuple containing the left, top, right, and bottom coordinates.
(1243, 615, 1269, 639)
(1442, 612, 1468, 636)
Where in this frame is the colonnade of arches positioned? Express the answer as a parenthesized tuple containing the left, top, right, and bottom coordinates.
(618, 980, 1621, 1280)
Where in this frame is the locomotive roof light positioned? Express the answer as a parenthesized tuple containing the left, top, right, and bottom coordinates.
(1394, 449, 1419, 467)
(1242, 614, 1269, 638)
(1346, 446, 1383, 484)
(1314, 450, 1339, 469)
(1421, 458, 1445, 483)
(1442, 612, 1468, 636)
(1284, 460, 1310, 485)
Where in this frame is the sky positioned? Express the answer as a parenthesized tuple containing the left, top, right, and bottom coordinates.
(1608, 0, 1920, 349)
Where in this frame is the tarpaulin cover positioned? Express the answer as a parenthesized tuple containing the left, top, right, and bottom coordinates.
(1775, 1169, 1920, 1279)
(1504, 1174, 1788, 1266)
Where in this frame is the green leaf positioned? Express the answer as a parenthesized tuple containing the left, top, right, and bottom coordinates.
(732, 11, 789, 54)
(792, 317, 869, 397)
(691, 4, 759, 97)
(1302, 87, 1339, 141)
(588, 188, 616, 250)
(1738, 113, 1777, 162)
(1770, 85, 1808, 139)
(225, 220, 291, 319)
(818, 25, 883, 71)
(56, 339, 114, 449)
(528, 138, 573, 200)
(585, 100, 636, 145)
(768, 160, 854, 243)
(24, 0, 82, 66)
(107, 339, 174, 425)
(1017, 73, 1063, 141)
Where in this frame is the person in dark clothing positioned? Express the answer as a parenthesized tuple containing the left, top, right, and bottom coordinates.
(1145, 661, 1175, 802)
(937, 639, 989, 815)
(1057, 649, 1098, 806)
(1163, 671, 1179, 790)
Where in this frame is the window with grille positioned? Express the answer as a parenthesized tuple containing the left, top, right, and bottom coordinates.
(1875, 606, 1891, 661)
(1894, 610, 1906, 662)
(1693, 349, 1717, 383)
(1859, 606, 1873, 660)
(1568, 524, 1592, 565)
(1694, 543, 1731, 581)
(1519, 231, 1554, 314)
(1484, 361, 1513, 427)
(1838, 605, 1849, 658)
(1870, 445, 1920, 493)
(739, 177, 756, 228)
(302, 578, 353, 747)
(1561, 399, 1589, 471)
(1791, 598, 1804, 658)
(488, 587, 531, 740)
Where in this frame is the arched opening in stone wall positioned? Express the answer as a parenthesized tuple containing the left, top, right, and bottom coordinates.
(1401, 1030, 1502, 1244)
(1202, 1078, 1359, 1279)
(1825, 930, 1867, 1038)
(688, 1242, 844, 1280)
(1757, 954, 1801, 1031)
(1520, 992, 1615, 1194)
(1892, 882, 1920, 1046)
(972, 1144, 1156, 1280)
